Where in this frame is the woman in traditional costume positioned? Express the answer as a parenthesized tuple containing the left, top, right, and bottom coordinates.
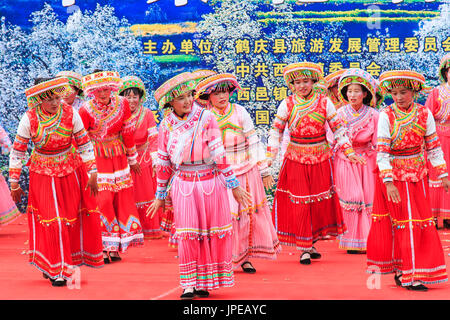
(78, 70, 143, 263)
(333, 68, 379, 254)
(56, 71, 84, 110)
(119, 76, 162, 239)
(267, 62, 364, 265)
(159, 69, 217, 247)
(9, 77, 103, 286)
(366, 70, 449, 291)
(425, 54, 450, 229)
(0, 124, 20, 227)
(147, 71, 251, 300)
(195, 73, 281, 274)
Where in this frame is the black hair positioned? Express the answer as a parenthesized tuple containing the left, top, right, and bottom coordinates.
(341, 84, 373, 106)
(86, 69, 104, 76)
(120, 87, 144, 99)
(441, 67, 449, 83)
(163, 90, 195, 109)
(290, 78, 319, 85)
(34, 77, 54, 85)
(198, 84, 236, 101)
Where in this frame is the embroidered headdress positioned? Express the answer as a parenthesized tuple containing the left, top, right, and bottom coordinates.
(379, 70, 427, 94)
(325, 69, 346, 89)
(56, 71, 83, 91)
(25, 77, 72, 109)
(82, 71, 122, 97)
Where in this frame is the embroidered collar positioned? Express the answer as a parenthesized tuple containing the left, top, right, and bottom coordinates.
(211, 103, 232, 117)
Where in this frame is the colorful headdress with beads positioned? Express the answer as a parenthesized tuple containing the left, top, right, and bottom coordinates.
(119, 76, 147, 103)
(82, 71, 122, 97)
(56, 71, 83, 90)
(154, 72, 199, 109)
(195, 73, 241, 101)
(324, 69, 346, 105)
(379, 70, 427, 94)
(438, 53, 450, 83)
(338, 68, 377, 107)
(283, 62, 324, 92)
(325, 69, 347, 89)
(25, 77, 72, 109)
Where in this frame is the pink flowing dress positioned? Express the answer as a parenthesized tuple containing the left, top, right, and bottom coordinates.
(425, 83, 450, 220)
(334, 104, 379, 251)
(155, 102, 240, 290)
(0, 125, 20, 227)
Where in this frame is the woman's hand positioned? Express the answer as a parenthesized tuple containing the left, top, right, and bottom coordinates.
(385, 182, 400, 204)
(86, 172, 99, 197)
(348, 154, 366, 165)
(232, 186, 252, 208)
(147, 199, 165, 219)
(10, 182, 24, 203)
(262, 175, 275, 191)
(441, 176, 450, 193)
(130, 163, 142, 176)
(152, 165, 157, 178)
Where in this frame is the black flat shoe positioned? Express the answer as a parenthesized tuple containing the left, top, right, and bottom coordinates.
(406, 284, 428, 292)
(42, 273, 49, 279)
(394, 274, 402, 286)
(310, 247, 321, 259)
(103, 251, 110, 264)
(241, 262, 256, 274)
(180, 290, 195, 300)
(300, 252, 311, 265)
(51, 279, 67, 287)
(194, 289, 209, 298)
(109, 253, 122, 262)
(347, 250, 360, 254)
(444, 219, 450, 229)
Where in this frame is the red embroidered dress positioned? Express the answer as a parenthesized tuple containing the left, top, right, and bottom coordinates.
(9, 103, 103, 280)
(130, 105, 162, 239)
(367, 102, 448, 286)
(79, 95, 144, 252)
(426, 83, 450, 219)
(267, 91, 353, 251)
